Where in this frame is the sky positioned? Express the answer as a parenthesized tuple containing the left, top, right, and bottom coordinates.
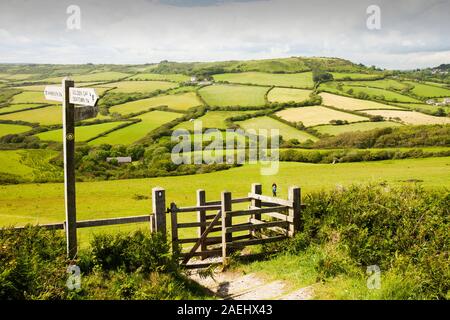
(0, 0, 449, 69)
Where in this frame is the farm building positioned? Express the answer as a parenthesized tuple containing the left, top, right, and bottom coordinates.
(106, 156, 132, 164)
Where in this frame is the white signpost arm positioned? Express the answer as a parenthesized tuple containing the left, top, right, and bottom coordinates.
(62, 78, 77, 259)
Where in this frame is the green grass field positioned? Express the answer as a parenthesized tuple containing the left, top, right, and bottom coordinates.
(11, 91, 58, 104)
(341, 85, 421, 103)
(314, 121, 402, 135)
(0, 105, 62, 125)
(342, 79, 409, 90)
(174, 110, 258, 130)
(199, 84, 269, 107)
(404, 81, 450, 97)
(109, 92, 202, 114)
(35, 121, 128, 142)
(320, 92, 405, 111)
(267, 88, 312, 103)
(213, 72, 314, 88)
(236, 116, 317, 141)
(363, 110, 450, 125)
(0, 149, 59, 178)
(0, 157, 449, 235)
(330, 72, 383, 80)
(89, 110, 182, 145)
(276, 106, 368, 127)
(0, 103, 46, 114)
(107, 80, 177, 93)
(128, 73, 190, 82)
(0, 123, 32, 137)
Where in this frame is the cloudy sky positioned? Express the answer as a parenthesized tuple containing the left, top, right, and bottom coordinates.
(0, 0, 449, 69)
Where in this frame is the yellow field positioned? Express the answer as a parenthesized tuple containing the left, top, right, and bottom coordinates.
(0, 105, 62, 125)
(276, 106, 368, 127)
(268, 88, 312, 103)
(363, 110, 450, 125)
(320, 92, 405, 111)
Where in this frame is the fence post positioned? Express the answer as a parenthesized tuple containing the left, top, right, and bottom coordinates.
(170, 202, 178, 253)
(152, 187, 166, 236)
(250, 183, 262, 238)
(197, 189, 207, 260)
(221, 191, 232, 266)
(288, 186, 301, 236)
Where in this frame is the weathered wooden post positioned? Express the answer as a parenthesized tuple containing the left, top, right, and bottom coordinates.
(221, 191, 232, 266)
(250, 183, 262, 238)
(152, 187, 166, 236)
(62, 78, 77, 259)
(197, 189, 207, 260)
(288, 186, 301, 236)
(170, 202, 178, 252)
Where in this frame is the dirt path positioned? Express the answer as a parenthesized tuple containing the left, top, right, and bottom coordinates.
(188, 260, 314, 300)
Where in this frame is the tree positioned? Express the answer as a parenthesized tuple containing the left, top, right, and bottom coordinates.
(312, 69, 334, 83)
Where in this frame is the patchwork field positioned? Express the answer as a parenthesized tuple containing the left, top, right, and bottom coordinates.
(314, 121, 402, 136)
(363, 110, 450, 125)
(0, 105, 62, 125)
(341, 85, 420, 103)
(109, 92, 202, 114)
(107, 80, 177, 93)
(330, 72, 383, 80)
(11, 91, 58, 104)
(342, 79, 409, 91)
(0, 157, 449, 229)
(394, 103, 450, 114)
(35, 121, 128, 142)
(199, 84, 269, 107)
(276, 106, 368, 127)
(213, 72, 314, 89)
(128, 73, 190, 82)
(0, 123, 32, 137)
(174, 110, 258, 130)
(43, 71, 131, 83)
(89, 110, 182, 145)
(0, 103, 46, 114)
(236, 116, 317, 141)
(267, 88, 312, 103)
(320, 92, 405, 111)
(0, 149, 60, 178)
(404, 81, 450, 97)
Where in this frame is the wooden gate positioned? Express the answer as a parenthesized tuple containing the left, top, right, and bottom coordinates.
(167, 183, 303, 267)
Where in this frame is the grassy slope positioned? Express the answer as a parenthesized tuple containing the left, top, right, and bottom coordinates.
(213, 72, 314, 88)
(276, 106, 368, 127)
(0, 105, 62, 125)
(314, 121, 402, 135)
(404, 81, 450, 97)
(35, 121, 128, 142)
(108, 80, 177, 93)
(128, 73, 190, 82)
(89, 110, 181, 145)
(109, 92, 202, 114)
(0, 157, 449, 228)
(174, 110, 258, 130)
(268, 88, 312, 103)
(320, 92, 405, 111)
(236, 116, 318, 141)
(199, 84, 269, 107)
(0, 123, 32, 137)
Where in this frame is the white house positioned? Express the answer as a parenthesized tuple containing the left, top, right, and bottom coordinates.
(443, 98, 450, 105)
(426, 99, 436, 105)
(106, 157, 132, 164)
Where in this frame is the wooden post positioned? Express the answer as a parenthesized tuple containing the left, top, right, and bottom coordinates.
(250, 183, 262, 238)
(152, 187, 166, 236)
(197, 189, 207, 260)
(221, 191, 232, 265)
(63, 78, 77, 259)
(170, 202, 178, 253)
(288, 186, 301, 236)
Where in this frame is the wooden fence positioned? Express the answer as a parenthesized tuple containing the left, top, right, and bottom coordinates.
(5, 183, 303, 267)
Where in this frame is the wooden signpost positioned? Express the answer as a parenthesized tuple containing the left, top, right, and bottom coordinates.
(44, 78, 99, 258)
